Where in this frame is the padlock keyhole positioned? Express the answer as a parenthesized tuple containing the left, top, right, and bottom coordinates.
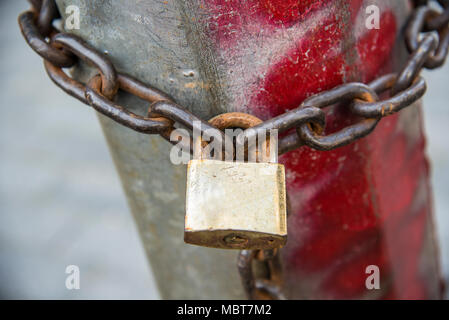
(223, 234, 249, 247)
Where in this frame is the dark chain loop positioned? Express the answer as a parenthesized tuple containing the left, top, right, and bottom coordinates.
(85, 75, 173, 134)
(236, 106, 326, 154)
(18, 0, 449, 300)
(396, 33, 438, 91)
(18, 11, 76, 67)
(296, 83, 380, 151)
(37, 0, 59, 36)
(353, 74, 427, 118)
(52, 33, 119, 99)
(406, 5, 449, 69)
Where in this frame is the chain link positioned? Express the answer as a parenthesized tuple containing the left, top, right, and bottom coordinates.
(18, 0, 449, 299)
(18, 0, 449, 155)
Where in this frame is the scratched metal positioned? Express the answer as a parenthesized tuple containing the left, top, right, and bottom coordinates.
(55, 0, 243, 299)
(185, 159, 287, 250)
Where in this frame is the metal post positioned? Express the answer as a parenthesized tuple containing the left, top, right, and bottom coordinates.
(55, 0, 442, 299)
(56, 0, 244, 299)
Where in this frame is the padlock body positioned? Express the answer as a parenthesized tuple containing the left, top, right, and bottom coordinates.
(185, 159, 287, 249)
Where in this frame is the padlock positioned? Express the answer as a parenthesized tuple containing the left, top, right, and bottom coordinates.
(184, 112, 287, 249)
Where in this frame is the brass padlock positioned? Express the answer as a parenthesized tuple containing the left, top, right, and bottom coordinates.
(184, 113, 287, 249)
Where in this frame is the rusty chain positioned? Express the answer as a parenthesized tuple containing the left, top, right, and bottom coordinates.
(18, 0, 449, 299)
(18, 0, 449, 155)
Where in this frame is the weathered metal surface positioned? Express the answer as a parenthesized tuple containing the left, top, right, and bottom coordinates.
(185, 159, 287, 249)
(53, 0, 442, 299)
(55, 0, 245, 299)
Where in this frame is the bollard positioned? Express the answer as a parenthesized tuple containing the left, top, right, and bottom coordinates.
(55, 0, 442, 299)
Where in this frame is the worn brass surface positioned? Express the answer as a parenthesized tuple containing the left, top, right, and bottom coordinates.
(185, 159, 287, 249)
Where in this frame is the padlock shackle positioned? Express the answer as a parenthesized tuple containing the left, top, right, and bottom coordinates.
(209, 112, 263, 129)
(195, 112, 278, 163)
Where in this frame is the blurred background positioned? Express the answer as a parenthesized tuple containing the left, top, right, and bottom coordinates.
(0, 1, 448, 299)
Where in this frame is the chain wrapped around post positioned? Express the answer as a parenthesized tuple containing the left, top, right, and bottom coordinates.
(18, 0, 449, 300)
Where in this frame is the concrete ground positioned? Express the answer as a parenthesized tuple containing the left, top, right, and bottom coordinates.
(0, 1, 447, 299)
